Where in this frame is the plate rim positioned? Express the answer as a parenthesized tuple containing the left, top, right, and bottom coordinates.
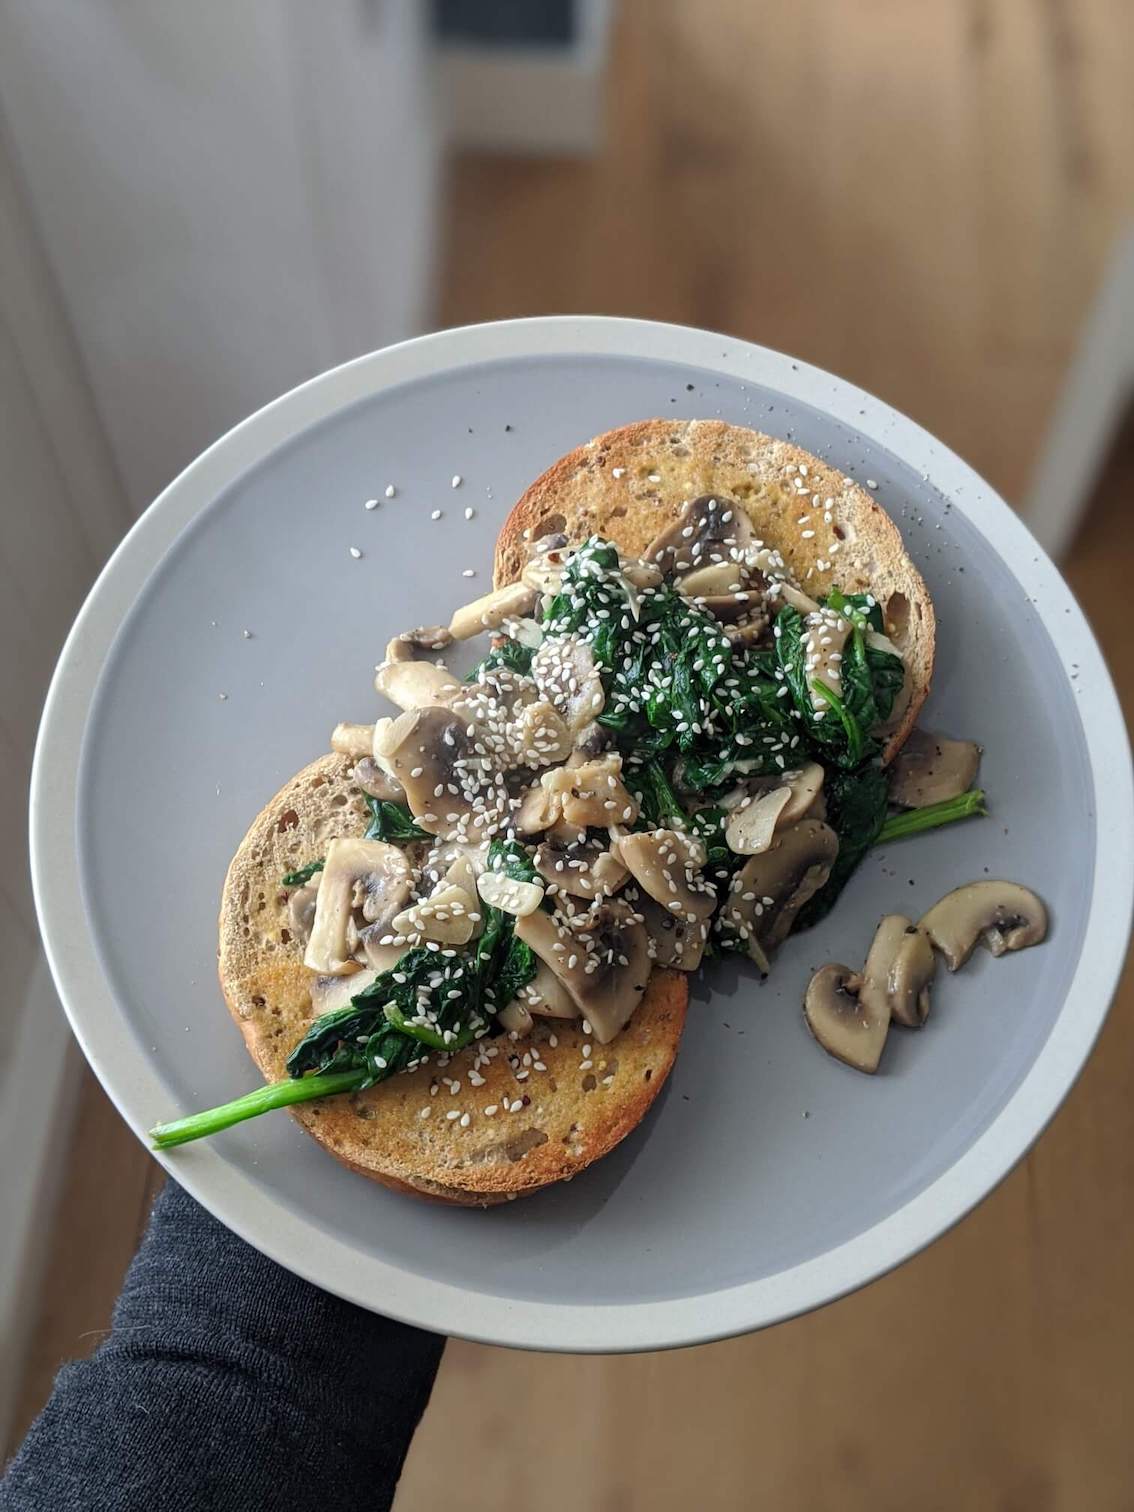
(30, 315, 1134, 1353)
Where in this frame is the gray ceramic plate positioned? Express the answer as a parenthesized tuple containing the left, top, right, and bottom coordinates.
(31, 318, 1133, 1351)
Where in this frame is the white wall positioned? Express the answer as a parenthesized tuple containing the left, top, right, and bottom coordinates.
(0, 0, 442, 513)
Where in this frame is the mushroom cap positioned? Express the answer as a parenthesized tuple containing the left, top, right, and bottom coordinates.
(723, 818, 840, 951)
(544, 753, 639, 828)
(508, 959, 580, 1020)
(803, 963, 889, 1074)
(889, 727, 981, 809)
(634, 891, 710, 972)
(859, 914, 936, 1028)
(919, 880, 1048, 971)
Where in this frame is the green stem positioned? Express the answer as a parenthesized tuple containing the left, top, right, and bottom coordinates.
(877, 788, 987, 844)
(149, 1068, 365, 1149)
(810, 678, 863, 762)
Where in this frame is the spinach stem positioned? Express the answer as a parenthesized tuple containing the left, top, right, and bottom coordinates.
(149, 1069, 365, 1149)
(877, 788, 987, 844)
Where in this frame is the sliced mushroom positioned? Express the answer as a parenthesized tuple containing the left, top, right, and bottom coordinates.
(309, 965, 379, 1017)
(514, 781, 561, 836)
(804, 963, 889, 1074)
(573, 721, 610, 759)
(449, 582, 538, 640)
(497, 1000, 534, 1035)
(769, 581, 822, 616)
(722, 818, 839, 954)
(859, 915, 936, 1028)
(386, 626, 453, 661)
(678, 560, 747, 597)
(356, 928, 413, 972)
(889, 728, 982, 808)
(725, 613, 771, 648)
(543, 752, 639, 827)
(645, 494, 753, 576)
(287, 875, 322, 943)
(920, 881, 1048, 971)
(476, 870, 544, 917)
(510, 959, 581, 1020)
(803, 607, 852, 712)
(511, 699, 573, 767)
(330, 722, 375, 759)
(634, 891, 711, 971)
(617, 829, 715, 925)
(520, 533, 571, 595)
(725, 764, 825, 855)
(531, 635, 605, 729)
(304, 838, 414, 974)
(374, 657, 461, 711)
(515, 899, 651, 1044)
(374, 707, 501, 839)
(393, 876, 480, 946)
(352, 755, 405, 803)
(534, 834, 628, 900)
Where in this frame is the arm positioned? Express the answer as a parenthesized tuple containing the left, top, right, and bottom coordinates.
(2, 1180, 443, 1511)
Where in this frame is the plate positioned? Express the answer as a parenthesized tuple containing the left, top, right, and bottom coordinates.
(31, 318, 1133, 1352)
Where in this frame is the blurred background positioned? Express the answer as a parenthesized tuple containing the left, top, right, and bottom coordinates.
(2, 1, 1132, 1505)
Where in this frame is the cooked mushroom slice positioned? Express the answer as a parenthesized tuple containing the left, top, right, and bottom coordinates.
(511, 699, 573, 767)
(476, 870, 544, 917)
(393, 873, 480, 945)
(515, 899, 651, 1043)
(534, 835, 628, 900)
(514, 781, 561, 836)
(386, 626, 454, 661)
(531, 635, 605, 729)
(330, 722, 375, 759)
(678, 560, 748, 597)
(510, 960, 580, 1020)
(304, 838, 413, 974)
(890, 728, 981, 808)
(374, 654, 461, 711)
(520, 532, 572, 595)
(618, 829, 715, 924)
(803, 964, 889, 1074)
(309, 965, 380, 1017)
(497, 1000, 534, 1035)
(723, 819, 839, 952)
(573, 721, 610, 759)
(374, 707, 500, 839)
(770, 581, 822, 616)
(725, 614, 771, 648)
(352, 755, 406, 803)
(287, 874, 322, 943)
(859, 915, 936, 1028)
(645, 494, 753, 576)
(803, 607, 852, 712)
(635, 891, 711, 971)
(543, 752, 639, 827)
(920, 881, 1048, 971)
(725, 763, 825, 855)
(449, 581, 539, 640)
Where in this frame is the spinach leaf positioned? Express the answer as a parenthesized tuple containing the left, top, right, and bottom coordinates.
(464, 636, 535, 682)
(363, 794, 429, 843)
(285, 947, 487, 1084)
(630, 757, 688, 828)
(796, 764, 890, 927)
(475, 839, 540, 1009)
(281, 859, 324, 887)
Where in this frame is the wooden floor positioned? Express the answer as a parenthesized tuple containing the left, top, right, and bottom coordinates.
(11, 1, 1134, 1505)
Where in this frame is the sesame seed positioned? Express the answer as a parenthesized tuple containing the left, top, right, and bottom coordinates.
(464, 507, 475, 520)
(218, 692, 228, 701)
(462, 568, 476, 578)
(349, 546, 362, 559)
(866, 479, 878, 490)
(431, 509, 442, 520)
(451, 474, 463, 488)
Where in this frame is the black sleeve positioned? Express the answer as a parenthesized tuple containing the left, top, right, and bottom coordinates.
(2, 1179, 444, 1512)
